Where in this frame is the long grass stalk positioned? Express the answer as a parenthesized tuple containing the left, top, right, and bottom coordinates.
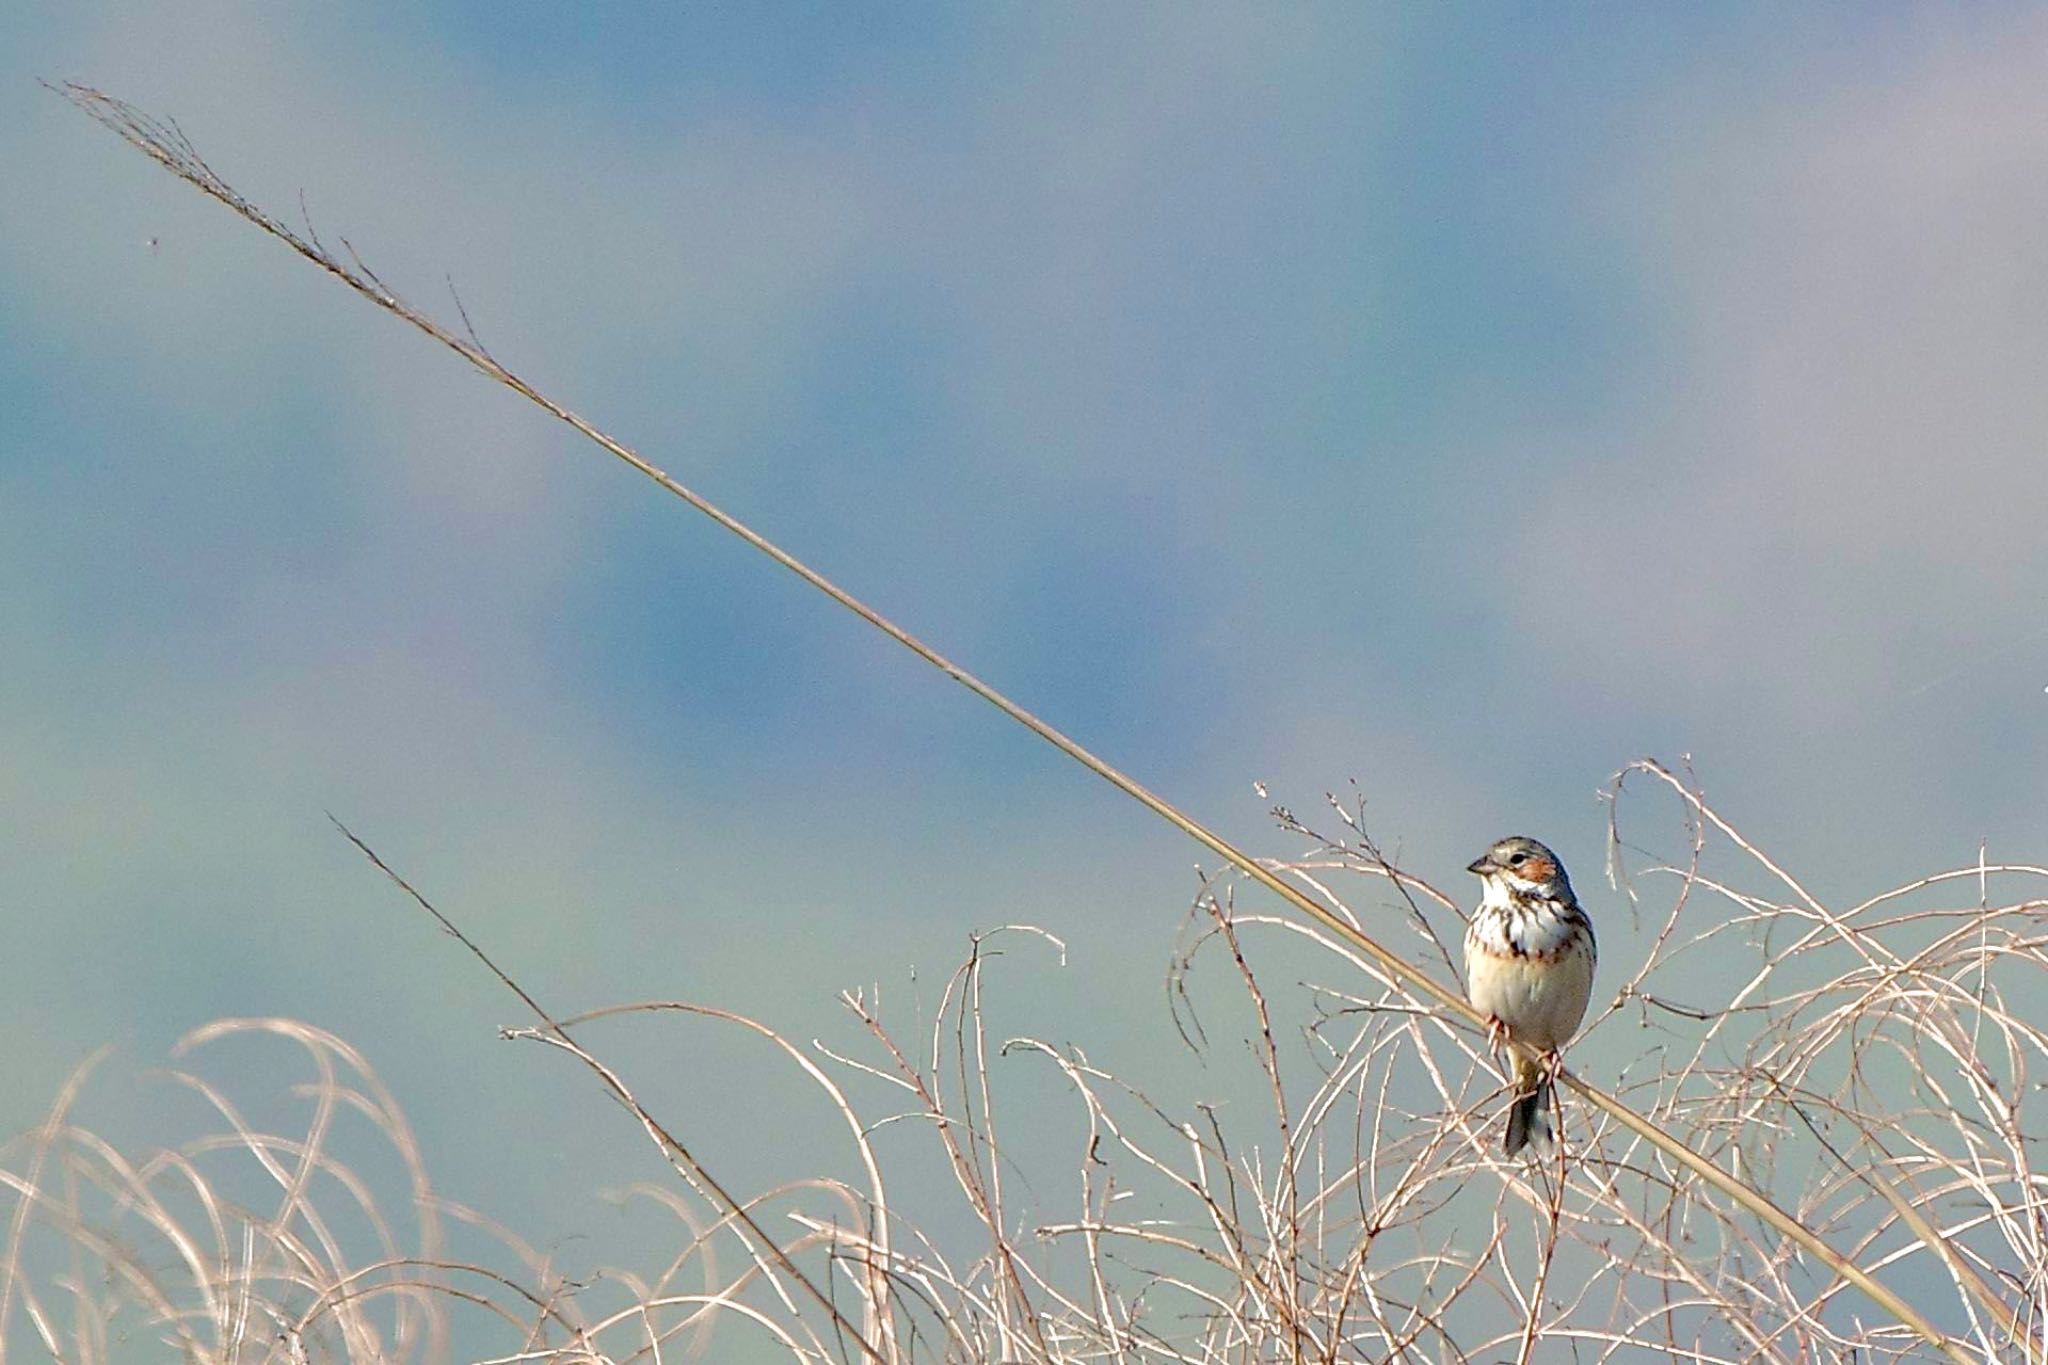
(55, 81, 2030, 1363)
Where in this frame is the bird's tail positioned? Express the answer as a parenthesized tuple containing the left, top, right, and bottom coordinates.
(1503, 1056, 1556, 1157)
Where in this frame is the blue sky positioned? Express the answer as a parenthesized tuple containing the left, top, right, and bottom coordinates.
(6, 1, 2048, 1346)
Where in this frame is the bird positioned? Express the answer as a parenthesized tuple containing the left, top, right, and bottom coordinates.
(1462, 835, 1597, 1156)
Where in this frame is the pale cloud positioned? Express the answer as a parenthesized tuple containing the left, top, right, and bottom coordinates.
(1505, 12, 2048, 721)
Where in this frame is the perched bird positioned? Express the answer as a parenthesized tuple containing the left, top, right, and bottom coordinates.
(1462, 836, 1597, 1156)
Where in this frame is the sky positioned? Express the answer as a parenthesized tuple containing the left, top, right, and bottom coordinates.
(6, 1, 2048, 1354)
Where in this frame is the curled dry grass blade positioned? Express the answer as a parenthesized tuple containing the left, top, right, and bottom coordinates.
(42, 81, 2048, 1362)
(12, 757, 2048, 1358)
(10, 774, 2048, 1360)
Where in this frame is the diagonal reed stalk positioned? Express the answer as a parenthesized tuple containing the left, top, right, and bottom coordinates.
(54, 80, 2032, 1364)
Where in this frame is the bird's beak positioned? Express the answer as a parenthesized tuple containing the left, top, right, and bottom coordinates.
(1466, 854, 1496, 875)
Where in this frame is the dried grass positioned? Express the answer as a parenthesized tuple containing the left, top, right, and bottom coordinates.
(5, 762, 2045, 1362)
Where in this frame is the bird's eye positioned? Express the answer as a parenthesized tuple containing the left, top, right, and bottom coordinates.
(1508, 852, 1527, 867)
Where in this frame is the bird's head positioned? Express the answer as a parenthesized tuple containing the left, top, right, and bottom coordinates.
(1467, 835, 1574, 904)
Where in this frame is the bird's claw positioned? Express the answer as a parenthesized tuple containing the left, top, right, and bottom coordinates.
(1483, 1014, 1508, 1050)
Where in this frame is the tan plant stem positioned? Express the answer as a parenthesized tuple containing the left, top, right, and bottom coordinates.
(58, 82, 2013, 1365)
